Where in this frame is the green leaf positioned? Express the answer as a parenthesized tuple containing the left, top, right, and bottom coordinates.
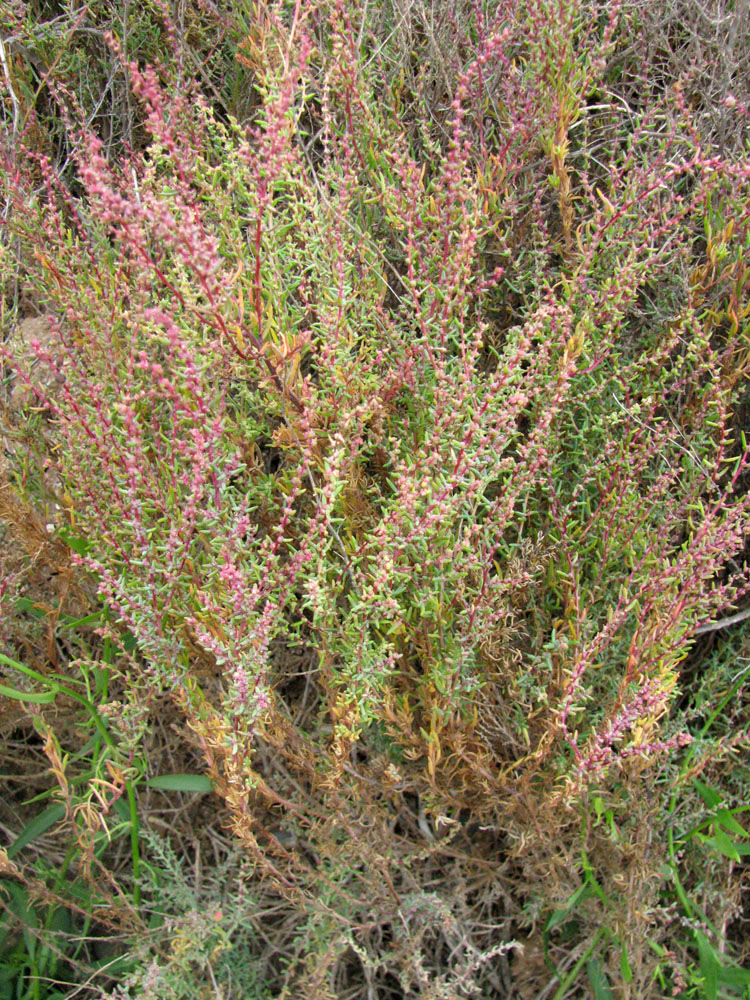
(696, 930, 719, 1000)
(146, 774, 213, 793)
(90, 953, 135, 977)
(7, 804, 66, 860)
(112, 798, 132, 824)
(546, 884, 592, 933)
(0, 653, 49, 683)
(543, 884, 594, 969)
(1, 881, 37, 959)
(586, 958, 613, 999)
(705, 829, 741, 862)
(0, 682, 56, 704)
(694, 778, 721, 809)
(57, 610, 106, 630)
(620, 943, 632, 984)
(13, 597, 45, 619)
(56, 526, 91, 556)
(717, 963, 750, 989)
(715, 809, 749, 839)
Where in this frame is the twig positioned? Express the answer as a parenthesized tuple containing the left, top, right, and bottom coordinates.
(695, 606, 750, 635)
(0, 33, 21, 223)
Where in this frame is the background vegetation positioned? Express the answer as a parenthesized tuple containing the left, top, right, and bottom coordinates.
(1, 0, 749, 996)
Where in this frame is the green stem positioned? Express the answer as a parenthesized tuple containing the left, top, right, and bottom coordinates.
(551, 926, 607, 1000)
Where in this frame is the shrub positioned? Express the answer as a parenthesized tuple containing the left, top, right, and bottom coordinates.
(2, 0, 750, 995)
